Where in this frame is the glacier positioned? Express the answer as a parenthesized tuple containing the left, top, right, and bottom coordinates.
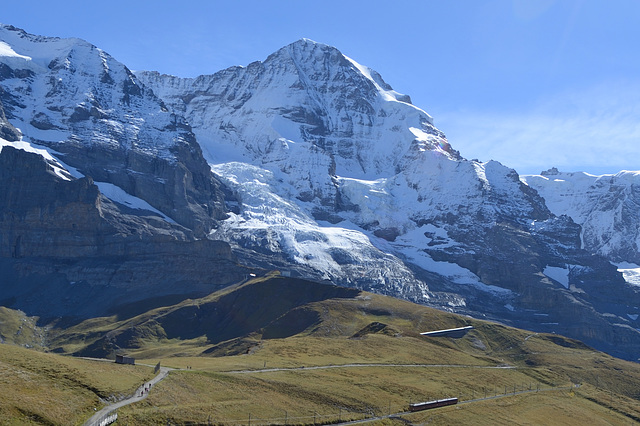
(136, 39, 543, 302)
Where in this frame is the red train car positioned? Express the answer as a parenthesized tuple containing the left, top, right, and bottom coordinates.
(409, 397, 458, 412)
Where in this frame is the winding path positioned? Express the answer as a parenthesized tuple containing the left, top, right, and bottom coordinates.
(82, 366, 172, 426)
(226, 362, 515, 374)
(80, 361, 516, 425)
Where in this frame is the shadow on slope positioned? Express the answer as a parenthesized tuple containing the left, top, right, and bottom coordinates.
(53, 273, 360, 358)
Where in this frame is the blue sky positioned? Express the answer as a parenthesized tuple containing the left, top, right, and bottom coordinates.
(3, 0, 639, 175)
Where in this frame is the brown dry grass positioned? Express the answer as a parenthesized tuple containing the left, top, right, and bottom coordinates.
(0, 343, 155, 425)
(3, 280, 640, 425)
(117, 329, 640, 425)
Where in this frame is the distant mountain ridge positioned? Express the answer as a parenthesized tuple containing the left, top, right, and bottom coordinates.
(523, 168, 640, 267)
(1, 26, 639, 360)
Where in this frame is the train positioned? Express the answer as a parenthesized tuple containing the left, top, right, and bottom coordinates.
(409, 397, 458, 412)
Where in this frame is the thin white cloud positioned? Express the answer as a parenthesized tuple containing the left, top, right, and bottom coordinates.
(437, 81, 640, 175)
(512, 0, 557, 21)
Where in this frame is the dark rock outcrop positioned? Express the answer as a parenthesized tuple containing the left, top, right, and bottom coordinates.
(0, 94, 20, 142)
(0, 146, 247, 320)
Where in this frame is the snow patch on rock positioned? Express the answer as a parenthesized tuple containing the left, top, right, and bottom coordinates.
(95, 182, 175, 222)
(544, 265, 569, 288)
(617, 262, 640, 286)
(0, 138, 76, 180)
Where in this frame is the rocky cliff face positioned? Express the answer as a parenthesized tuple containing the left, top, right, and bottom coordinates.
(0, 145, 246, 320)
(137, 40, 458, 216)
(0, 94, 20, 142)
(0, 24, 229, 235)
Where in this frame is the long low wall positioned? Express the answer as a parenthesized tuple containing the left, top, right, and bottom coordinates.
(420, 326, 473, 337)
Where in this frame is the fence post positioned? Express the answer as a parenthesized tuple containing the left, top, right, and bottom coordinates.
(248, 413, 251, 426)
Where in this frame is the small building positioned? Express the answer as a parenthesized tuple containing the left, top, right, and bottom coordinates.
(115, 354, 135, 365)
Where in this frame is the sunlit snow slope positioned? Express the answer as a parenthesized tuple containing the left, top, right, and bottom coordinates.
(139, 40, 640, 360)
(138, 40, 592, 302)
(523, 168, 640, 283)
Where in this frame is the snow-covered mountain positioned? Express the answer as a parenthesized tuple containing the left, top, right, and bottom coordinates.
(137, 39, 467, 301)
(136, 40, 548, 291)
(1, 26, 639, 360)
(138, 39, 640, 359)
(0, 24, 228, 234)
(523, 168, 640, 282)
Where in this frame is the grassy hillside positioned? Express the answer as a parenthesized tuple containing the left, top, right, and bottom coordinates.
(1, 272, 640, 424)
(0, 343, 155, 425)
(113, 283, 640, 424)
(0, 307, 46, 349)
(47, 273, 360, 358)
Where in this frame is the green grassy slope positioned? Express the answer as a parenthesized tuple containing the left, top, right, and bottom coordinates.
(0, 307, 46, 349)
(1, 272, 639, 424)
(0, 343, 154, 425)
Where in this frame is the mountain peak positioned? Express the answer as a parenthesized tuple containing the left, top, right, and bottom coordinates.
(267, 37, 345, 67)
(290, 37, 322, 47)
(286, 37, 335, 52)
(540, 167, 561, 176)
(138, 36, 450, 178)
(0, 24, 97, 73)
(268, 38, 415, 106)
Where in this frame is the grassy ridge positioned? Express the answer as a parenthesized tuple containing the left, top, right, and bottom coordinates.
(113, 279, 640, 424)
(401, 388, 636, 425)
(1, 274, 640, 424)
